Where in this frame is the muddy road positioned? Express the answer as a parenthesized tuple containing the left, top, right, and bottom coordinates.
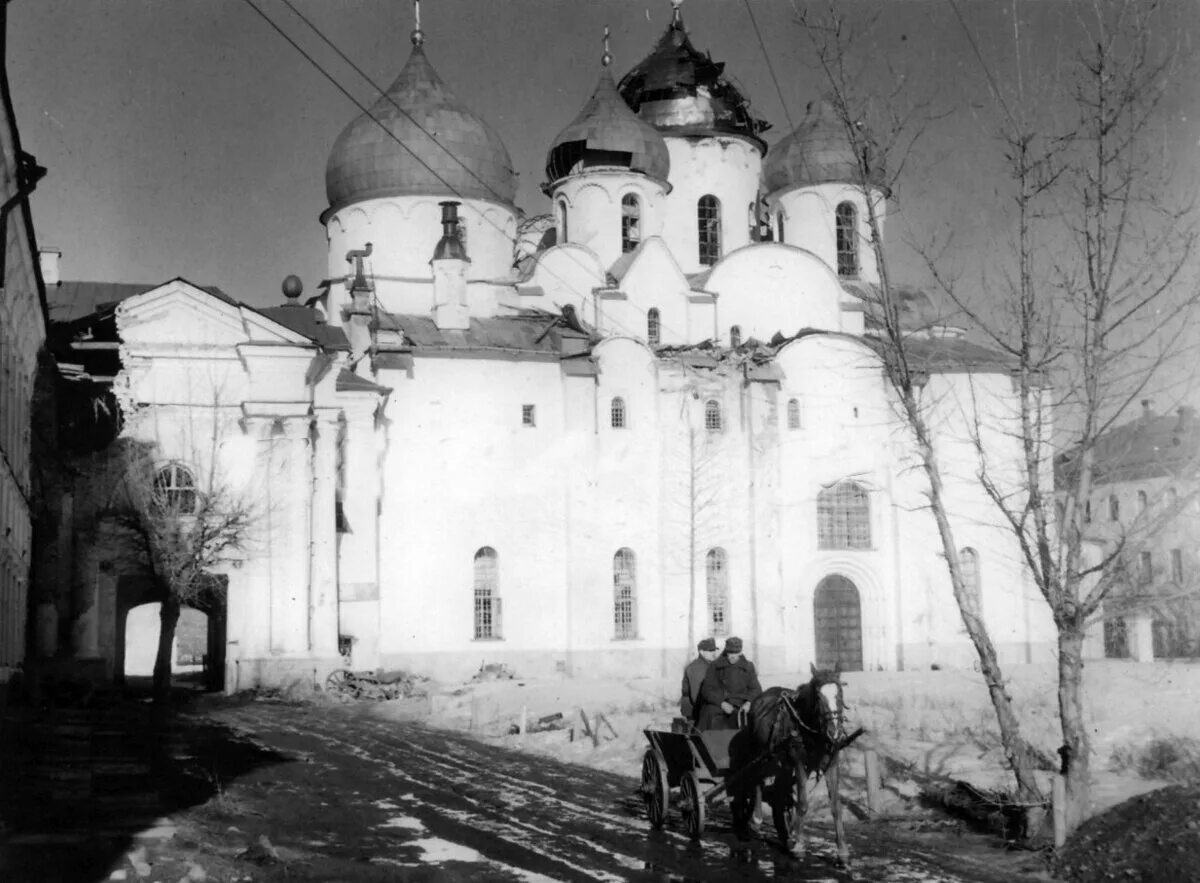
(197, 701, 1047, 882)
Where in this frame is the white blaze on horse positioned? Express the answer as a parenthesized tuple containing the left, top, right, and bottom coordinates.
(728, 664, 863, 866)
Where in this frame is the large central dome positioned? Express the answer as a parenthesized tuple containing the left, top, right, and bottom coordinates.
(325, 42, 517, 214)
(617, 7, 769, 147)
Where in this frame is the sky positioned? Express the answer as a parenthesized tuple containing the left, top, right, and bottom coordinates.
(10, 0, 1200, 361)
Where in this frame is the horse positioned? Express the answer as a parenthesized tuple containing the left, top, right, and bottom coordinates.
(727, 664, 862, 866)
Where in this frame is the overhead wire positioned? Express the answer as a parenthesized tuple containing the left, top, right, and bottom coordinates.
(243, 0, 689, 346)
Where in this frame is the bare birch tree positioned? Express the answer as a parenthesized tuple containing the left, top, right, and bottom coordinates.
(799, 0, 1197, 834)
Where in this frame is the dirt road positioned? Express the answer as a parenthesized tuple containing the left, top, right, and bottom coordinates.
(185, 700, 1049, 882)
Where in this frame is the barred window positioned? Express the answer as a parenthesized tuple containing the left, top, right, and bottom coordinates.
(704, 399, 723, 432)
(960, 547, 980, 597)
(1137, 490, 1148, 513)
(1171, 548, 1184, 584)
(613, 548, 638, 639)
(817, 481, 871, 549)
(154, 463, 197, 514)
(647, 308, 661, 347)
(621, 194, 641, 253)
(730, 325, 742, 348)
(787, 398, 801, 430)
(611, 396, 627, 429)
(522, 404, 536, 427)
(1139, 550, 1153, 584)
(698, 195, 721, 266)
(706, 547, 729, 637)
(1108, 494, 1120, 522)
(836, 202, 858, 278)
(473, 547, 501, 639)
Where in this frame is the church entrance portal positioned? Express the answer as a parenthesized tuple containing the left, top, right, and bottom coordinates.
(814, 574, 863, 671)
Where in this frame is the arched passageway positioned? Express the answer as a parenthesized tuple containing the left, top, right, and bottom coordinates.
(116, 574, 228, 691)
(814, 574, 863, 671)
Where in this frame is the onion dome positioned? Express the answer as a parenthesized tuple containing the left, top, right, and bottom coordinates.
(762, 97, 887, 195)
(617, 3, 769, 147)
(545, 40, 670, 187)
(325, 37, 517, 214)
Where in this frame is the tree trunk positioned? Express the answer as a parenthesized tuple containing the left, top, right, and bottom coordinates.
(915, 430, 1046, 808)
(1057, 626, 1091, 835)
(153, 595, 181, 704)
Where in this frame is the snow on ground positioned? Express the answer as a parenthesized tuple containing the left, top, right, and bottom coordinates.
(371, 659, 1200, 817)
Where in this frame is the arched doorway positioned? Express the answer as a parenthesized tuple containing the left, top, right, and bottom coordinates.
(116, 574, 228, 692)
(814, 574, 863, 671)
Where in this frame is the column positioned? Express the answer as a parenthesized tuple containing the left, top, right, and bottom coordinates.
(310, 409, 340, 656)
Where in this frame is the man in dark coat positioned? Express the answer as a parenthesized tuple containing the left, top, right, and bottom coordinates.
(697, 636, 762, 730)
(680, 637, 719, 723)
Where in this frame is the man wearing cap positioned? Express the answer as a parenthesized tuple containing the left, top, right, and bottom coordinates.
(697, 636, 762, 731)
(680, 638, 720, 724)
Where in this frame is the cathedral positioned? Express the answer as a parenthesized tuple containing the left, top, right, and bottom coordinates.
(62, 3, 1055, 689)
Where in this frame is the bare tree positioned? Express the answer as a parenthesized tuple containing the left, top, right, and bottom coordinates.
(794, 4, 1051, 812)
(93, 418, 255, 704)
(801, 0, 1198, 834)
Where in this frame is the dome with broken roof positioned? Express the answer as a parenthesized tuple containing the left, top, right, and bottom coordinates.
(762, 97, 886, 196)
(325, 41, 517, 214)
(546, 67, 670, 186)
(617, 7, 769, 147)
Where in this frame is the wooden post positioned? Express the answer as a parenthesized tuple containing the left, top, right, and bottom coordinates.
(864, 749, 881, 816)
(1052, 775, 1067, 848)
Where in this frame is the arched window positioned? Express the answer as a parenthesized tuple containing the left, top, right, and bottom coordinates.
(647, 308, 661, 347)
(776, 210, 786, 243)
(613, 548, 637, 639)
(456, 213, 468, 251)
(698, 195, 721, 266)
(611, 396, 627, 429)
(835, 201, 858, 278)
(154, 463, 197, 514)
(1137, 490, 1148, 514)
(730, 325, 742, 348)
(473, 547, 500, 639)
(817, 481, 871, 549)
(1109, 494, 1120, 522)
(960, 547, 980, 598)
(557, 198, 569, 243)
(706, 547, 729, 637)
(1085, 499, 1092, 523)
(621, 194, 641, 253)
(1165, 486, 1179, 509)
(704, 399, 723, 432)
(787, 398, 801, 430)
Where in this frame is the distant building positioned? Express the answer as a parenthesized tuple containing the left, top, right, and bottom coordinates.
(53, 6, 1055, 690)
(1068, 402, 1200, 661)
(0, 2, 49, 701)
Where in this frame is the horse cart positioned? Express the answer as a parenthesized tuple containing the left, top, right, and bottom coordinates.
(640, 720, 765, 841)
(324, 668, 412, 701)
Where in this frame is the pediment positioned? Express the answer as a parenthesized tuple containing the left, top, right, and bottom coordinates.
(115, 279, 311, 349)
(616, 238, 690, 303)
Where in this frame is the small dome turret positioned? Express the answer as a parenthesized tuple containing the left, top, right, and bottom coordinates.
(763, 97, 886, 196)
(545, 43, 670, 187)
(325, 36, 517, 213)
(617, 1, 769, 147)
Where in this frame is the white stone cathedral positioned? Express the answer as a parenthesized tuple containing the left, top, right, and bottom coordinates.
(103, 3, 1054, 689)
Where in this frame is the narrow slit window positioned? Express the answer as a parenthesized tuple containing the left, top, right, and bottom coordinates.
(473, 547, 501, 639)
(647, 308, 661, 347)
(557, 199, 569, 243)
(621, 194, 641, 253)
(613, 548, 637, 639)
(698, 195, 721, 266)
(836, 201, 858, 278)
(730, 325, 742, 348)
(787, 398, 801, 430)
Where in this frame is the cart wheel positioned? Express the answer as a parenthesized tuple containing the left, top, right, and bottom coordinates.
(679, 771, 706, 840)
(325, 669, 359, 699)
(641, 750, 669, 829)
